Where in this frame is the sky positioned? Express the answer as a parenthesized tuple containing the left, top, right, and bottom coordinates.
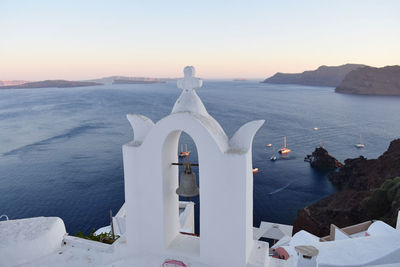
(1, 0, 399, 80)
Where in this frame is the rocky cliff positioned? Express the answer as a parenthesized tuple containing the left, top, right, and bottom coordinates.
(335, 65, 400, 95)
(262, 64, 367, 87)
(293, 139, 400, 237)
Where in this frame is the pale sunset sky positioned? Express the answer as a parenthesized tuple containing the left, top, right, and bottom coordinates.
(1, 0, 399, 80)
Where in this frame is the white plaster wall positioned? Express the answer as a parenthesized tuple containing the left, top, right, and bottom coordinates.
(334, 228, 350, 241)
(0, 217, 66, 266)
(297, 254, 317, 267)
(367, 221, 399, 236)
(180, 202, 195, 233)
(200, 151, 251, 266)
(397, 211, 400, 230)
(314, 234, 400, 267)
(162, 130, 181, 248)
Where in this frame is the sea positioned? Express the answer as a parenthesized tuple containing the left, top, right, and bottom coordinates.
(1, 81, 399, 234)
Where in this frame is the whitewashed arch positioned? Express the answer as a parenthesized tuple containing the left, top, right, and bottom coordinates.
(122, 66, 265, 266)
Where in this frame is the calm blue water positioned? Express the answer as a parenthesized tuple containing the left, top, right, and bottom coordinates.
(0, 81, 399, 234)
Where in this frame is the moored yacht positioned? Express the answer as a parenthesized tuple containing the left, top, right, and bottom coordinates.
(179, 144, 191, 157)
(278, 136, 291, 154)
(355, 134, 365, 148)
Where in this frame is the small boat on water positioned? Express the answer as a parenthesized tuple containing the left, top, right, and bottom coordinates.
(278, 136, 291, 154)
(267, 143, 272, 148)
(179, 144, 191, 157)
(313, 127, 319, 131)
(270, 145, 277, 161)
(252, 168, 259, 173)
(355, 134, 365, 148)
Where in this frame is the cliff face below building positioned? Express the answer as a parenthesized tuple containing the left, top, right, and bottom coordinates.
(293, 139, 400, 237)
(335, 65, 400, 95)
(262, 64, 367, 87)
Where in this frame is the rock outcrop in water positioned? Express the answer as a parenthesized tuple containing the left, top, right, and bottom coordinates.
(262, 64, 367, 87)
(335, 65, 400, 96)
(0, 80, 102, 89)
(305, 147, 342, 171)
(293, 139, 400, 237)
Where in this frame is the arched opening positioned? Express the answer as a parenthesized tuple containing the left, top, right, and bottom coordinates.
(177, 132, 200, 236)
(162, 130, 201, 256)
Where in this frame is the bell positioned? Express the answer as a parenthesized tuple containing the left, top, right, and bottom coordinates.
(176, 162, 199, 197)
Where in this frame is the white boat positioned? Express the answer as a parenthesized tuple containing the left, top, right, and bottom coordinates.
(278, 136, 291, 154)
(270, 145, 277, 161)
(355, 134, 365, 148)
(179, 144, 191, 157)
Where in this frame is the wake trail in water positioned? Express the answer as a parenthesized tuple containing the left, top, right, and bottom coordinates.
(267, 179, 299, 195)
(3, 123, 106, 156)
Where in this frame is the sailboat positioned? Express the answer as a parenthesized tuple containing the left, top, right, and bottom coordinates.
(278, 136, 291, 154)
(355, 134, 365, 148)
(179, 144, 191, 157)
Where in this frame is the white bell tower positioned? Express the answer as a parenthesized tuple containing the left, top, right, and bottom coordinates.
(122, 66, 267, 267)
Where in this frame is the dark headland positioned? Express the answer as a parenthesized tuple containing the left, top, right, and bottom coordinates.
(293, 139, 400, 237)
(335, 65, 400, 96)
(262, 64, 367, 87)
(0, 80, 102, 89)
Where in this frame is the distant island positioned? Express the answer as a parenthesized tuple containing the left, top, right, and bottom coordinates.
(86, 76, 175, 84)
(262, 63, 367, 87)
(0, 76, 176, 89)
(0, 80, 102, 89)
(233, 78, 248, 82)
(113, 79, 166, 84)
(0, 80, 28, 86)
(335, 65, 400, 96)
